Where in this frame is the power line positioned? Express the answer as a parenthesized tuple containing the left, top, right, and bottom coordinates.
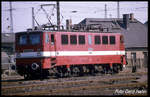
(2, 5, 147, 13)
(57, 1, 60, 30)
(32, 7, 35, 29)
(117, 1, 120, 18)
(2, 2, 147, 27)
(105, 4, 107, 18)
(9, 2, 13, 33)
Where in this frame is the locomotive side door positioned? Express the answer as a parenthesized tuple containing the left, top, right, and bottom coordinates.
(49, 33, 57, 67)
(43, 32, 56, 68)
(87, 34, 93, 64)
(88, 34, 93, 52)
(120, 35, 124, 50)
(50, 33, 56, 57)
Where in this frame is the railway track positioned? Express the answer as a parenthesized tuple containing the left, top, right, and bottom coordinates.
(2, 76, 139, 89)
(2, 74, 147, 96)
(1, 71, 147, 86)
(2, 81, 147, 95)
(22, 82, 147, 95)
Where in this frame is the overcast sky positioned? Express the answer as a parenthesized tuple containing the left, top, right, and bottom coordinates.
(1, 1, 148, 33)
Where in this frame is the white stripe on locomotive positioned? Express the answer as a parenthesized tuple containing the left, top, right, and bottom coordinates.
(16, 51, 125, 58)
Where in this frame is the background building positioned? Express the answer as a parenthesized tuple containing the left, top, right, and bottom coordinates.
(1, 33, 15, 74)
(1, 33, 15, 55)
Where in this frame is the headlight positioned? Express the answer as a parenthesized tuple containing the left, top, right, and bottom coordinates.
(16, 53, 21, 58)
(31, 63, 39, 70)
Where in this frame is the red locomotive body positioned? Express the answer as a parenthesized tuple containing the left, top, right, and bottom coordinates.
(15, 30, 127, 79)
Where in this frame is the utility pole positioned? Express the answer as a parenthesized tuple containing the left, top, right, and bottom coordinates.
(109, 14, 112, 18)
(9, 1, 15, 53)
(57, 1, 60, 30)
(32, 7, 35, 29)
(9, 2, 14, 76)
(117, 1, 120, 18)
(105, 4, 107, 18)
(9, 1, 13, 33)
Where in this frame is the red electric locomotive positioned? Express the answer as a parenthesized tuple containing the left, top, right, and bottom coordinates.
(15, 30, 127, 79)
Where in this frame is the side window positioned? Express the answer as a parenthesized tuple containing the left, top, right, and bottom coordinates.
(110, 36, 116, 44)
(51, 34, 54, 45)
(61, 34, 68, 45)
(120, 35, 124, 43)
(102, 36, 108, 44)
(70, 35, 77, 44)
(88, 35, 92, 45)
(45, 33, 50, 43)
(95, 35, 101, 44)
(79, 35, 85, 44)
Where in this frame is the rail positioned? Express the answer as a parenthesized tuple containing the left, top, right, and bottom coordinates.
(2, 82, 147, 95)
(1, 63, 16, 76)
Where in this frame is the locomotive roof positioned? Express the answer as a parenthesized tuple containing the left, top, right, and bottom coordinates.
(16, 30, 122, 35)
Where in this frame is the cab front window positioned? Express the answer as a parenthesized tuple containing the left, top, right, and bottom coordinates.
(29, 34, 40, 45)
(19, 35, 27, 45)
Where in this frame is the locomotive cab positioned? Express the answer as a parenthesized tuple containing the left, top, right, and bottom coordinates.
(15, 31, 56, 79)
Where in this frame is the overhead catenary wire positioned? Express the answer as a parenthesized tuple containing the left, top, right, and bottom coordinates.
(2, 2, 147, 32)
(41, 6, 53, 25)
(2, 5, 147, 14)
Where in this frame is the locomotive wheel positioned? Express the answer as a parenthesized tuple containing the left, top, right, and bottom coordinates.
(53, 67, 59, 77)
(72, 67, 80, 77)
(78, 66, 84, 76)
(88, 65, 95, 75)
(102, 65, 107, 74)
(82, 66, 89, 74)
(24, 74, 28, 79)
(55, 66, 70, 78)
(56, 67, 64, 78)
(48, 68, 55, 76)
(94, 65, 102, 73)
(65, 70, 71, 77)
(59, 72, 64, 78)
(113, 65, 119, 73)
(41, 70, 49, 79)
(54, 70, 63, 78)
(24, 73, 31, 80)
(64, 67, 71, 77)
(119, 64, 123, 71)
